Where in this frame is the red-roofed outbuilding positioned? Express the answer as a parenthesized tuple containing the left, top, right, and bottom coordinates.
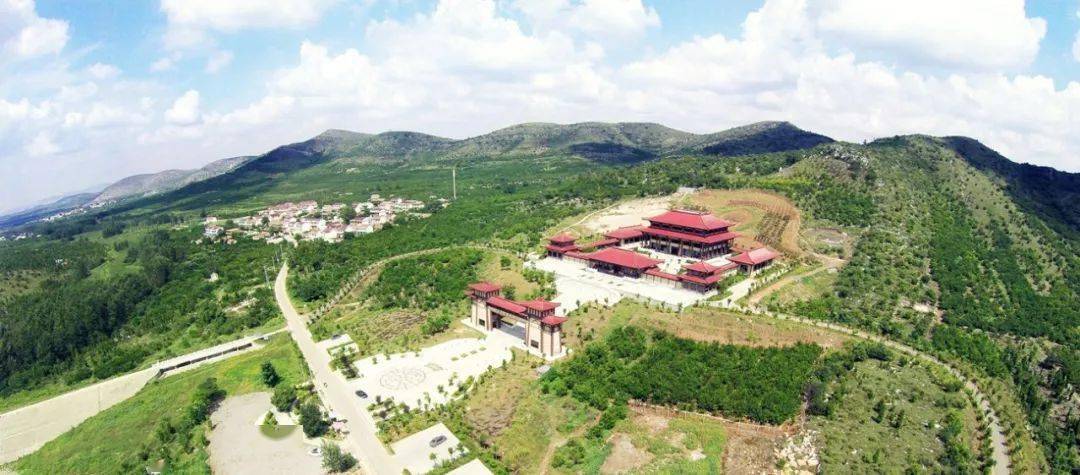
(728, 247, 780, 274)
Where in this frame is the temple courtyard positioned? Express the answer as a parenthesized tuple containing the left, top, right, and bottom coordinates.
(529, 256, 712, 313)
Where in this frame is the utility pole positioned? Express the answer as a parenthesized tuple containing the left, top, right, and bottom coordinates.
(452, 166, 457, 200)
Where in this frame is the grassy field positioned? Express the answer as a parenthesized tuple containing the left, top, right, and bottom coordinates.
(309, 248, 536, 356)
(10, 334, 308, 474)
(476, 252, 540, 297)
(563, 300, 851, 350)
(809, 357, 981, 473)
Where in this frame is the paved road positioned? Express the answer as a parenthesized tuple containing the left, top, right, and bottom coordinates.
(274, 264, 402, 475)
(714, 302, 1011, 474)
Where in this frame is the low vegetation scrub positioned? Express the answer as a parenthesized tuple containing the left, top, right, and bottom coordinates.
(321, 441, 357, 472)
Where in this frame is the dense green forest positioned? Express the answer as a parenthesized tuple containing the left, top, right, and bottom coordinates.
(362, 249, 484, 309)
(542, 326, 821, 424)
(0, 228, 282, 400)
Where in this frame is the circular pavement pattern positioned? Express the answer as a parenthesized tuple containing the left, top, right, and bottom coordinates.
(378, 367, 427, 390)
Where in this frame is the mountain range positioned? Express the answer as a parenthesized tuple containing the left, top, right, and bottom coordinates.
(4, 120, 1076, 234)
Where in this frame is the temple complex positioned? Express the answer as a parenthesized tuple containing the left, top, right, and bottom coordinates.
(544, 209, 778, 293)
(466, 282, 566, 358)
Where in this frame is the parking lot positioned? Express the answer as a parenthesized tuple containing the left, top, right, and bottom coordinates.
(350, 338, 513, 410)
(390, 423, 464, 474)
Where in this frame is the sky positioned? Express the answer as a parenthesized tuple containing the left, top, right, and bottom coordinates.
(1, 0, 1079, 212)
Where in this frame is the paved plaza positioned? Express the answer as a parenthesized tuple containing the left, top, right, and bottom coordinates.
(529, 257, 710, 313)
(350, 338, 513, 410)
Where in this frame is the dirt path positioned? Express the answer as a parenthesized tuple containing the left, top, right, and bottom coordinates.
(747, 266, 829, 306)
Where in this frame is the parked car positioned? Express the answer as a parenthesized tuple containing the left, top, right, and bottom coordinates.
(354, 389, 368, 398)
(429, 435, 447, 447)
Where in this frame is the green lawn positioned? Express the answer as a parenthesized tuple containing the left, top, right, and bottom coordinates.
(10, 334, 308, 474)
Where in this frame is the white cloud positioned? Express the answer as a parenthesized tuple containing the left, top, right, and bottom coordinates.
(86, 63, 120, 80)
(63, 102, 145, 128)
(24, 131, 59, 156)
(150, 53, 180, 72)
(812, 0, 1045, 70)
(204, 50, 233, 73)
(515, 0, 659, 39)
(1, 0, 69, 58)
(159, 0, 336, 50)
(4, 0, 1080, 212)
(164, 90, 201, 125)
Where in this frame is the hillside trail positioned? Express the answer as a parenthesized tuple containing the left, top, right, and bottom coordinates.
(746, 250, 844, 306)
(723, 302, 1011, 475)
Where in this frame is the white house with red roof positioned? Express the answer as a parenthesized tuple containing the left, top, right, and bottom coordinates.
(466, 282, 566, 358)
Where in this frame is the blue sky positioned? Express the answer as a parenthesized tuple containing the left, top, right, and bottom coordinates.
(2, 0, 1079, 211)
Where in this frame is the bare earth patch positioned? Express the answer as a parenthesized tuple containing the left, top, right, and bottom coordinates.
(723, 422, 788, 474)
(601, 433, 654, 474)
(576, 195, 679, 235)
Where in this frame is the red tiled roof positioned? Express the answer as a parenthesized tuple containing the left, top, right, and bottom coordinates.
(549, 232, 576, 244)
(486, 296, 527, 314)
(678, 272, 726, 285)
(582, 238, 618, 249)
(522, 300, 559, 312)
(541, 315, 567, 325)
(469, 282, 502, 293)
(585, 247, 662, 270)
(545, 243, 580, 253)
(604, 226, 645, 240)
(641, 226, 740, 244)
(644, 268, 680, 281)
(683, 261, 720, 273)
(729, 247, 780, 265)
(564, 250, 591, 260)
(646, 210, 733, 231)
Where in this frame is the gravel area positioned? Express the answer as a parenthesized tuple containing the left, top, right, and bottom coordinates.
(208, 392, 322, 475)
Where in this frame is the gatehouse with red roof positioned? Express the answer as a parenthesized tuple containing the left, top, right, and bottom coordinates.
(466, 282, 566, 358)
